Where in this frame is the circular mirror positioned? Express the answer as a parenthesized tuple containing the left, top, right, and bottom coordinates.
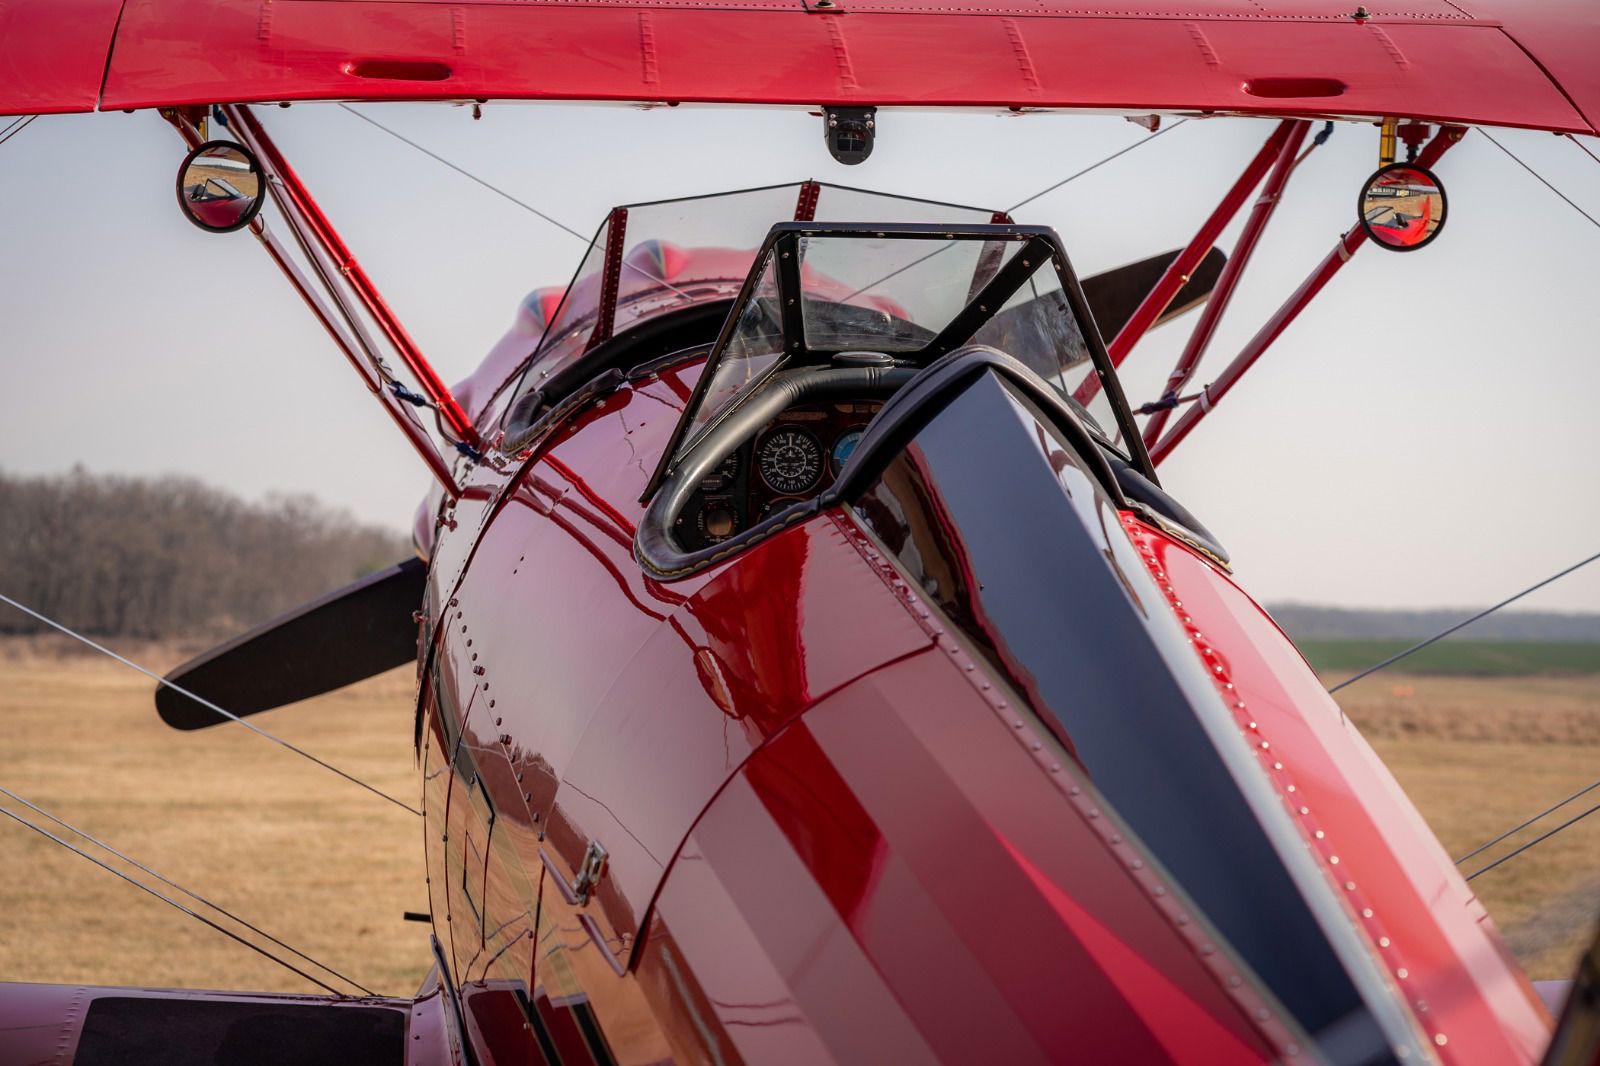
(175, 141, 265, 233)
(1358, 163, 1447, 251)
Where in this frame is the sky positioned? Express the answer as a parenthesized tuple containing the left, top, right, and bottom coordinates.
(1, 104, 1597, 612)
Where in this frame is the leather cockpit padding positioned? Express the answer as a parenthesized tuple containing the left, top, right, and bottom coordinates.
(74, 996, 406, 1066)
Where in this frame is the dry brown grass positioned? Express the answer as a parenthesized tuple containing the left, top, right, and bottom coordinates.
(0, 642, 1595, 1000)
(1338, 673, 1600, 980)
(0, 642, 430, 997)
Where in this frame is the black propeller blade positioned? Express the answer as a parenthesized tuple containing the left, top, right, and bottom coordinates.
(1081, 246, 1227, 342)
(155, 557, 427, 730)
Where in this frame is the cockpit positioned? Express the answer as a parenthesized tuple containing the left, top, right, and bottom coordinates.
(631, 221, 1179, 577)
(480, 185, 1225, 581)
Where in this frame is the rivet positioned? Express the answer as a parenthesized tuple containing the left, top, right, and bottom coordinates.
(1260, 741, 1271, 750)
(1433, 1035, 1447, 1047)
(1286, 784, 1297, 793)
(1110, 834, 1122, 844)
(1345, 881, 1356, 891)
(1088, 808, 1100, 819)
(1013, 721, 1024, 730)
(1153, 885, 1166, 897)
(1361, 908, 1373, 918)
(1069, 786, 1080, 796)
(1131, 859, 1143, 870)
(1314, 830, 1325, 839)
(1248, 722, 1258, 731)
(1329, 855, 1340, 865)
(1396, 967, 1409, 980)
(1255, 1008, 1269, 1021)
(1200, 943, 1215, 956)
(1228, 975, 1241, 987)
(1049, 763, 1060, 772)
(1177, 915, 1189, 926)
(495, 717, 503, 726)
(1379, 936, 1391, 948)
(1273, 762, 1283, 771)
(1299, 806, 1310, 815)
(1286, 1043, 1300, 1057)
(1030, 741, 1041, 751)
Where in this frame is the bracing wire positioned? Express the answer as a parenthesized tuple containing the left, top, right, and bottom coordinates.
(337, 104, 589, 241)
(0, 593, 422, 816)
(1006, 118, 1189, 212)
(1326, 549, 1600, 693)
(1479, 129, 1600, 232)
(0, 115, 37, 148)
(1456, 774, 1600, 866)
(0, 803, 360, 996)
(1567, 134, 1600, 169)
(0, 784, 376, 996)
(336, 103, 692, 301)
(835, 121, 1194, 305)
(1465, 802, 1600, 882)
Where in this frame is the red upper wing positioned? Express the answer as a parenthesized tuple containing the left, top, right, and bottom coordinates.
(3, 0, 1597, 134)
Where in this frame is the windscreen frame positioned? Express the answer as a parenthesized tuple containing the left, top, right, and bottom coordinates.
(642, 221, 1156, 501)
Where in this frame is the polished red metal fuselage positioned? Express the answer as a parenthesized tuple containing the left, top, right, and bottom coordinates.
(410, 356, 1550, 1065)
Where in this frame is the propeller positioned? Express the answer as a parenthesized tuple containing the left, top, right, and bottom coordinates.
(155, 557, 427, 730)
(1081, 246, 1227, 342)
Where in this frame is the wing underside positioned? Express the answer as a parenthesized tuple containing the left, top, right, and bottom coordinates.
(3, 0, 1597, 135)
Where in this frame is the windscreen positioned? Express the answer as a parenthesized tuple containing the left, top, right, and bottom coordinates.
(500, 184, 1003, 424)
(798, 235, 1025, 352)
(676, 229, 1134, 464)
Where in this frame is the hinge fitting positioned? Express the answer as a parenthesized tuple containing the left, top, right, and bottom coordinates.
(572, 840, 608, 904)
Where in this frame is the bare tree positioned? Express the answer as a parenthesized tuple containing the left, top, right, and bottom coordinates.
(0, 468, 413, 639)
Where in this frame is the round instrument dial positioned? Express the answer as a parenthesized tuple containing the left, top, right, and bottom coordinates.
(757, 428, 823, 495)
(696, 501, 741, 543)
(831, 426, 866, 476)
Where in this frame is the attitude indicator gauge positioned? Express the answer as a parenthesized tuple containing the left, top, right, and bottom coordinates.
(757, 428, 823, 495)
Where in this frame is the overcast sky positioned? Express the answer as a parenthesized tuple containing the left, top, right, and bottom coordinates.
(2, 105, 1597, 612)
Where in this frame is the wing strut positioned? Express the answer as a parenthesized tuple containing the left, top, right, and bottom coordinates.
(1147, 124, 1467, 464)
(225, 105, 482, 455)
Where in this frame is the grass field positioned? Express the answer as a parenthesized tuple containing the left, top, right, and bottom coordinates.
(0, 638, 1596, 1005)
(1302, 638, 1600, 678)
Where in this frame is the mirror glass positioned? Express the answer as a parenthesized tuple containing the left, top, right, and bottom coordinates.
(1359, 163, 1446, 251)
(176, 142, 265, 233)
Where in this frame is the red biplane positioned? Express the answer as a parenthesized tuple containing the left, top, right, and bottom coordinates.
(2, 0, 1598, 1063)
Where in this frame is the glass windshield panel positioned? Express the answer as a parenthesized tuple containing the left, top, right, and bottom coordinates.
(508, 186, 799, 407)
(503, 184, 1009, 425)
(799, 235, 1024, 353)
(685, 253, 785, 439)
(967, 262, 1121, 448)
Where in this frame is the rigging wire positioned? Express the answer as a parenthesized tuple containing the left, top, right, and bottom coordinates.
(1326, 548, 1600, 693)
(837, 119, 1194, 304)
(336, 103, 694, 304)
(1479, 129, 1600, 232)
(1006, 118, 1189, 212)
(0, 115, 37, 148)
(0, 784, 376, 996)
(1567, 133, 1600, 169)
(0, 593, 422, 816)
(1456, 774, 1600, 866)
(0, 803, 357, 995)
(337, 104, 589, 241)
(1465, 801, 1600, 882)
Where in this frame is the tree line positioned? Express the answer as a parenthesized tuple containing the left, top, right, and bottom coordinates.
(0, 468, 413, 639)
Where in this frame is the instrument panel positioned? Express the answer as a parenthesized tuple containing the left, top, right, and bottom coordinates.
(679, 400, 882, 552)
